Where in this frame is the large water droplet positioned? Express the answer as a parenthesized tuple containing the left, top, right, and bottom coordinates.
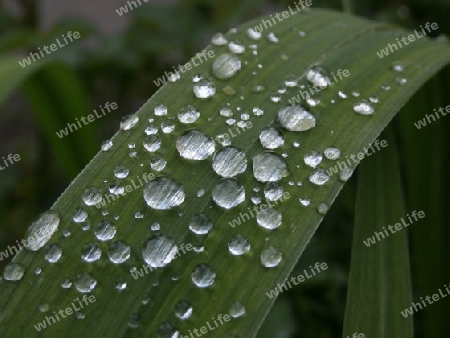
(74, 272, 97, 293)
(178, 105, 200, 124)
(212, 53, 241, 79)
(94, 220, 117, 241)
(256, 207, 282, 230)
(142, 235, 179, 268)
(212, 179, 245, 209)
(143, 177, 185, 210)
(3, 263, 25, 281)
(259, 127, 285, 149)
(45, 243, 63, 263)
(278, 105, 316, 131)
(261, 247, 282, 268)
(253, 153, 288, 182)
(212, 147, 247, 178)
(176, 130, 216, 160)
(175, 300, 193, 320)
(192, 264, 216, 288)
(81, 243, 102, 262)
(228, 234, 251, 255)
(24, 212, 60, 251)
(189, 214, 213, 235)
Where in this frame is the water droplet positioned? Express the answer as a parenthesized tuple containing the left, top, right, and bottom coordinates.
(338, 90, 347, 99)
(120, 114, 139, 130)
(278, 105, 316, 131)
(143, 177, 185, 210)
(37, 303, 50, 313)
(264, 182, 284, 201)
(299, 198, 311, 206)
(24, 212, 60, 251)
(353, 99, 375, 115)
(212, 179, 245, 209)
(228, 41, 245, 53)
(392, 64, 404, 72)
(253, 153, 288, 182)
(369, 95, 379, 104)
(309, 169, 330, 185)
(143, 235, 178, 268)
(253, 107, 264, 116)
(150, 155, 167, 171)
(306, 97, 321, 107)
(73, 208, 88, 223)
(192, 264, 216, 288)
(3, 263, 25, 281)
(82, 187, 103, 207)
(94, 220, 117, 241)
(81, 242, 102, 262)
(143, 135, 161, 152)
(193, 79, 216, 98)
(178, 105, 200, 124)
(306, 65, 330, 88)
(212, 33, 227, 45)
(261, 247, 282, 268)
(339, 167, 353, 181)
(284, 74, 298, 87)
(74, 272, 97, 293)
(228, 234, 251, 255)
(267, 32, 279, 43)
(114, 165, 129, 179)
(45, 243, 62, 263)
(259, 127, 284, 149)
(212, 147, 247, 178)
(257, 207, 282, 230)
(247, 28, 262, 40)
(101, 140, 113, 151)
(154, 105, 168, 116)
(229, 301, 246, 318)
(196, 189, 205, 197)
(176, 130, 216, 160)
(145, 124, 158, 135)
(317, 202, 329, 215)
(396, 77, 407, 85)
(189, 214, 213, 235)
(115, 279, 127, 291)
(212, 53, 241, 79)
(61, 278, 72, 289)
(150, 222, 160, 231)
(175, 300, 193, 320)
(304, 150, 323, 168)
(324, 147, 341, 160)
(381, 84, 391, 91)
(128, 313, 141, 328)
(161, 119, 176, 134)
(158, 322, 179, 337)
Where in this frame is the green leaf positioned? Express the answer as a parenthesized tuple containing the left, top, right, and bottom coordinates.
(1, 9, 449, 337)
(343, 127, 413, 337)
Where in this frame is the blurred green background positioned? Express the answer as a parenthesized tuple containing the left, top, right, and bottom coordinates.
(1, 0, 449, 337)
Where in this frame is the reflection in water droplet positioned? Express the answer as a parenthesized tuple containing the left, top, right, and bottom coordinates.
(176, 130, 216, 160)
(175, 300, 193, 320)
(45, 243, 63, 263)
(253, 153, 288, 182)
(74, 272, 97, 293)
(192, 264, 216, 288)
(212, 147, 247, 178)
(212, 179, 245, 209)
(143, 177, 185, 210)
(24, 212, 60, 251)
(261, 247, 282, 268)
(143, 235, 178, 268)
(3, 263, 25, 281)
(278, 105, 316, 131)
(212, 53, 241, 79)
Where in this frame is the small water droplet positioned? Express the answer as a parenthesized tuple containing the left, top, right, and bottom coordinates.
(257, 207, 282, 230)
(193, 79, 216, 98)
(120, 114, 139, 130)
(304, 150, 323, 168)
(189, 214, 213, 235)
(73, 208, 88, 223)
(309, 169, 330, 185)
(261, 247, 282, 268)
(74, 272, 97, 293)
(150, 156, 167, 171)
(353, 99, 375, 115)
(317, 202, 329, 215)
(3, 263, 25, 281)
(253, 153, 288, 182)
(212, 53, 241, 79)
(154, 105, 168, 116)
(61, 278, 72, 289)
(212, 33, 228, 45)
(81, 242, 102, 262)
(45, 243, 63, 263)
(278, 105, 316, 131)
(228, 41, 245, 53)
(263, 182, 284, 201)
(115, 279, 127, 291)
(228, 234, 250, 255)
(229, 301, 246, 318)
(339, 167, 353, 181)
(161, 119, 176, 134)
(128, 313, 141, 328)
(306, 65, 330, 88)
(94, 220, 117, 241)
(178, 105, 200, 124)
(82, 187, 103, 207)
(143, 135, 161, 152)
(396, 77, 407, 85)
(299, 198, 311, 206)
(175, 300, 193, 320)
(101, 140, 113, 151)
(247, 28, 262, 40)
